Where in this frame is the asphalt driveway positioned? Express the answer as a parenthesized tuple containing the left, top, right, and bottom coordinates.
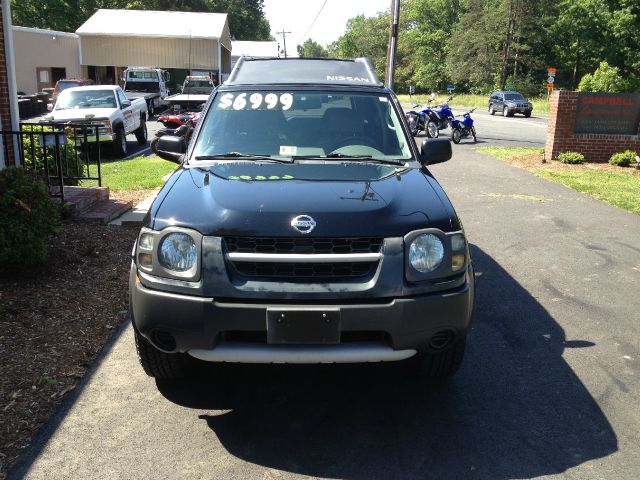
(10, 145, 640, 479)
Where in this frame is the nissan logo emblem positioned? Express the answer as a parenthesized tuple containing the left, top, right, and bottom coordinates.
(291, 215, 316, 234)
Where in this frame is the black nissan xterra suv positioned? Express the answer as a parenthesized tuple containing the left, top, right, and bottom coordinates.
(130, 58, 475, 380)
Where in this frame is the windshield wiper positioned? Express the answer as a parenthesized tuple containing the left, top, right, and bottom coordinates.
(292, 153, 405, 166)
(194, 152, 293, 163)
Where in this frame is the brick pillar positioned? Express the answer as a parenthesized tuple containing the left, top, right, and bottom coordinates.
(0, 3, 16, 166)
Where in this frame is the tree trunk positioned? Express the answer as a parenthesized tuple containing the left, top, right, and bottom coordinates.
(572, 39, 581, 90)
(500, 0, 517, 89)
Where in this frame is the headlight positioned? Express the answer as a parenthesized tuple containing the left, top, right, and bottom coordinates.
(135, 227, 202, 282)
(96, 120, 112, 133)
(404, 229, 468, 282)
(159, 233, 197, 272)
(409, 234, 444, 273)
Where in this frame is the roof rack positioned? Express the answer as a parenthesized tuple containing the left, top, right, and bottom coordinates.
(225, 57, 384, 87)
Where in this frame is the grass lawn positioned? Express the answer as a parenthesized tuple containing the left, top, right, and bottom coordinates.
(476, 146, 545, 160)
(477, 146, 640, 216)
(82, 155, 177, 191)
(535, 170, 640, 216)
(397, 93, 551, 116)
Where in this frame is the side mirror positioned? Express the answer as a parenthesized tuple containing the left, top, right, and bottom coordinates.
(121, 100, 131, 109)
(155, 135, 186, 163)
(419, 138, 452, 166)
(47, 103, 53, 111)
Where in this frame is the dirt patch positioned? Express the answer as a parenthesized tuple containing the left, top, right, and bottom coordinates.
(505, 154, 640, 176)
(0, 219, 138, 477)
(110, 188, 159, 207)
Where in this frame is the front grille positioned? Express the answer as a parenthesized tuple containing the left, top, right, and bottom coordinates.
(231, 261, 377, 279)
(224, 236, 383, 255)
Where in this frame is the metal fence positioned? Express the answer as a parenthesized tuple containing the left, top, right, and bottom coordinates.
(1, 121, 104, 203)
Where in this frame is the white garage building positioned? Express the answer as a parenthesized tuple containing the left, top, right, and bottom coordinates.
(76, 9, 232, 87)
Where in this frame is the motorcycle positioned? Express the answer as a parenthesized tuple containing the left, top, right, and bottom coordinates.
(405, 94, 440, 137)
(450, 108, 477, 144)
(429, 96, 455, 137)
(156, 110, 200, 129)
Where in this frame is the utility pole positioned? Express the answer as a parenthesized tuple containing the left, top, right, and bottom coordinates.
(277, 30, 291, 58)
(385, 0, 400, 89)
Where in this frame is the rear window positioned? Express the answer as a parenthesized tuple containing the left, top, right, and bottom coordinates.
(56, 81, 80, 91)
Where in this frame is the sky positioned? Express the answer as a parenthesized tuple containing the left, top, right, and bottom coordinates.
(262, 0, 390, 57)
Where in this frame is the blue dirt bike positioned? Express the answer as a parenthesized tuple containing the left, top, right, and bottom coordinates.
(450, 108, 477, 144)
(405, 97, 440, 138)
(429, 96, 455, 137)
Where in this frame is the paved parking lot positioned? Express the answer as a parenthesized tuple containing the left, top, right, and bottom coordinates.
(10, 117, 640, 478)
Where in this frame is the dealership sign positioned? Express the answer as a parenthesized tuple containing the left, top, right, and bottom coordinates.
(575, 93, 640, 135)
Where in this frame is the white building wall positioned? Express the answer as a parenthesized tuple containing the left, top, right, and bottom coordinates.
(13, 27, 81, 94)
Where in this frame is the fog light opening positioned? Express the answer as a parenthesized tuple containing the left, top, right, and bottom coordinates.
(429, 330, 455, 351)
(151, 330, 177, 352)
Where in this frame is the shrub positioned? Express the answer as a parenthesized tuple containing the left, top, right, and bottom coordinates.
(578, 62, 631, 93)
(0, 167, 61, 267)
(608, 151, 636, 167)
(557, 152, 585, 164)
(20, 125, 85, 186)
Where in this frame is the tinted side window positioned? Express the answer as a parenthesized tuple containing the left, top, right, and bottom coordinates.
(116, 89, 128, 106)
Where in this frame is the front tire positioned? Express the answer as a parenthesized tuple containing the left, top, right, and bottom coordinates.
(412, 337, 467, 378)
(451, 127, 462, 144)
(148, 100, 155, 117)
(472, 126, 477, 142)
(134, 329, 191, 379)
(524, 111, 531, 118)
(135, 117, 148, 145)
(150, 136, 159, 154)
(426, 121, 439, 138)
(113, 125, 128, 158)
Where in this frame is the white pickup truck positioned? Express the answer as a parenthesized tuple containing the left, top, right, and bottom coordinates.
(45, 85, 148, 157)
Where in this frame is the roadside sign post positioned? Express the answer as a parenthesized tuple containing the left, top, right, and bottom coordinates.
(547, 68, 556, 100)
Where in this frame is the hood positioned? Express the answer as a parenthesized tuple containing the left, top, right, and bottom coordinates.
(48, 108, 115, 122)
(151, 164, 454, 237)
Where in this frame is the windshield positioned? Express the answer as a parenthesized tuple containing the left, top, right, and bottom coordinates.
(55, 90, 116, 110)
(185, 80, 213, 88)
(505, 93, 525, 100)
(191, 90, 412, 161)
(125, 81, 160, 92)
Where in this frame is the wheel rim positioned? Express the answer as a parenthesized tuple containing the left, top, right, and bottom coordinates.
(452, 129, 461, 143)
(504, 107, 508, 116)
(427, 123, 437, 138)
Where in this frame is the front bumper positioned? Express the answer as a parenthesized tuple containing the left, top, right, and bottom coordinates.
(130, 264, 475, 361)
(72, 131, 115, 144)
(506, 106, 532, 115)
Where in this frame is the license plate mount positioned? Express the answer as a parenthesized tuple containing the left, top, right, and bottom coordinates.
(266, 308, 340, 344)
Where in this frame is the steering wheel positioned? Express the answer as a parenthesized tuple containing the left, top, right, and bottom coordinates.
(330, 135, 379, 151)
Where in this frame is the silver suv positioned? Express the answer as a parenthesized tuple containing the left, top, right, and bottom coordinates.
(488, 90, 533, 118)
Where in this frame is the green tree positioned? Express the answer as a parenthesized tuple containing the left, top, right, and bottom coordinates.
(551, 0, 612, 89)
(335, 14, 389, 81)
(297, 39, 329, 58)
(11, 0, 272, 40)
(577, 61, 632, 92)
